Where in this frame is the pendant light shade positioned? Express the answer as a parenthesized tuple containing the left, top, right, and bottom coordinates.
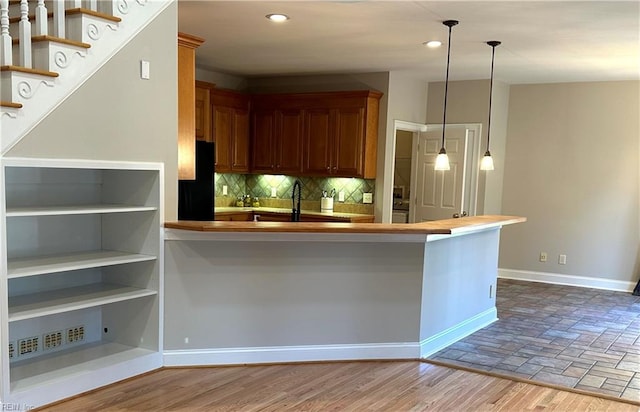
(434, 20, 458, 171)
(480, 152, 495, 170)
(481, 40, 501, 171)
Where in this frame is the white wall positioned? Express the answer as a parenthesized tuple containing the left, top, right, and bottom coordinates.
(6, 4, 179, 220)
(499, 81, 639, 284)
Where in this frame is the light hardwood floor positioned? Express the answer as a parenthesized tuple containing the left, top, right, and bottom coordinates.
(38, 361, 639, 411)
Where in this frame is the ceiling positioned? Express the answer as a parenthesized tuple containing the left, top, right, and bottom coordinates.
(178, 1, 640, 85)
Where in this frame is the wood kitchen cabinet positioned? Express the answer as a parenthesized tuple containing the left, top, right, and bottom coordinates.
(303, 92, 380, 178)
(251, 105, 304, 175)
(177, 32, 204, 180)
(195, 81, 215, 142)
(303, 106, 369, 177)
(211, 89, 250, 173)
(250, 90, 381, 178)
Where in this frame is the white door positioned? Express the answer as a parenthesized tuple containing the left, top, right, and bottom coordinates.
(413, 126, 469, 221)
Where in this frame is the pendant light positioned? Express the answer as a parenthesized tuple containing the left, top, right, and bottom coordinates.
(480, 40, 501, 171)
(435, 19, 459, 171)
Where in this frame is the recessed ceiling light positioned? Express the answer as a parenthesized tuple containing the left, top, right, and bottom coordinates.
(266, 13, 290, 22)
(423, 40, 442, 48)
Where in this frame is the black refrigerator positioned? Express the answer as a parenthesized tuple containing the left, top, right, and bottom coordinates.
(178, 140, 215, 220)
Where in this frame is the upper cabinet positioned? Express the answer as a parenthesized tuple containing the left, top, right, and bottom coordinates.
(177, 33, 204, 180)
(211, 89, 250, 173)
(195, 81, 215, 142)
(251, 95, 305, 175)
(251, 90, 382, 179)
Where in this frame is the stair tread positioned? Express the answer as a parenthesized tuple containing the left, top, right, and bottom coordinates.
(66, 8, 122, 23)
(1, 65, 59, 77)
(12, 35, 91, 49)
(0, 101, 23, 109)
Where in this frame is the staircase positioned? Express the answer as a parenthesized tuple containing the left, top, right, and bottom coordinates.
(0, 0, 171, 154)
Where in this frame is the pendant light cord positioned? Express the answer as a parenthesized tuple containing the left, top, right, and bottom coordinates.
(441, 21, 457, 149)
(486, 41, 499, 152)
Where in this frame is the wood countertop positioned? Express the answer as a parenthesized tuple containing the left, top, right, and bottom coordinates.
(164, 215, 525, 235)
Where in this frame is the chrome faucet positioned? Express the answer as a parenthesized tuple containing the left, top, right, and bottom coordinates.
(291, 179, 302, 222)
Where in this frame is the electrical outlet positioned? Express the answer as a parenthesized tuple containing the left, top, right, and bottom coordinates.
(559, 254, 567, 265)
(362, 192, 373, 204)
(66, 325, 85, 344)
(222, 185, 228, 196)
(43, 331, 63, 350)
(271, 187, 277, 198)
(539, 252, 547, 262)
(18, 336, 39, 356)
(8, 341, 14, 359)
(338, 191, 345, 202)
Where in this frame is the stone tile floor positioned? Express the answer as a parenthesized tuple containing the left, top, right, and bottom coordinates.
(429, 279, 640, 402)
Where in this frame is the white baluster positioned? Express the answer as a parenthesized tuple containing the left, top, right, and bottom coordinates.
(0, 0, 11, 66)
(53, 0, 65, 38)
(19, 0, 31, 68)
(83, 0, 97, 12)
(34, 0, 48, 36)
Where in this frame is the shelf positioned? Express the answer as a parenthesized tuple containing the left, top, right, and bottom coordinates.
(9, 283, 157, 322)
(7, 250, 157, 279)
(10, 341, 157, 393)
(6, 204, 157, 217)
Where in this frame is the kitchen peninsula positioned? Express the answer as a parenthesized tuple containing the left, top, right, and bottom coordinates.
(163, 215, 524, 366)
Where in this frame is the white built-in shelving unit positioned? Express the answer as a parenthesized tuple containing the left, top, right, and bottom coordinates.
(0, 158, 164, 408)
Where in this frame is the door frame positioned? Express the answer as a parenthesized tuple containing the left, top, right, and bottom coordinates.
(392, 121, 427, 223)
(392, 121, 482, 223)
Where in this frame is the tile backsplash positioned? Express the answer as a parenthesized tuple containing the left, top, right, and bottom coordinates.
(216, 173, 375, 207)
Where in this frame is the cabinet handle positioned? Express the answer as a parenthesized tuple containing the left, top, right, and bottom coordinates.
(326, 167, 330, 171)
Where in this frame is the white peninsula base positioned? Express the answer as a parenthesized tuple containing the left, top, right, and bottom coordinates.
(163, 217, 523, 366)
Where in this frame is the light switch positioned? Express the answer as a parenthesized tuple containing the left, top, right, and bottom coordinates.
(338, 191, 345, 202)
(222, 185, 228, 196)
(140, 60, 150, 80)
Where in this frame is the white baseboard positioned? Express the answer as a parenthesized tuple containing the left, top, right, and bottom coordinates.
(163, 342, 421, 366)
(499, 268, 636, 292)
(419, 308, 498, 359)
(164, 309, 503, 367)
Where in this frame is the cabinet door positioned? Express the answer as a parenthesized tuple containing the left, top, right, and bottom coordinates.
(303, 108, 333, 175)
(232, 108, 250, 172)
(251, 109, 276, 173)
(213, 105, 233, 172)
(276, 109, 304, 174)
(333, 107, 365, 177)
(195, 86, 211, 142)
